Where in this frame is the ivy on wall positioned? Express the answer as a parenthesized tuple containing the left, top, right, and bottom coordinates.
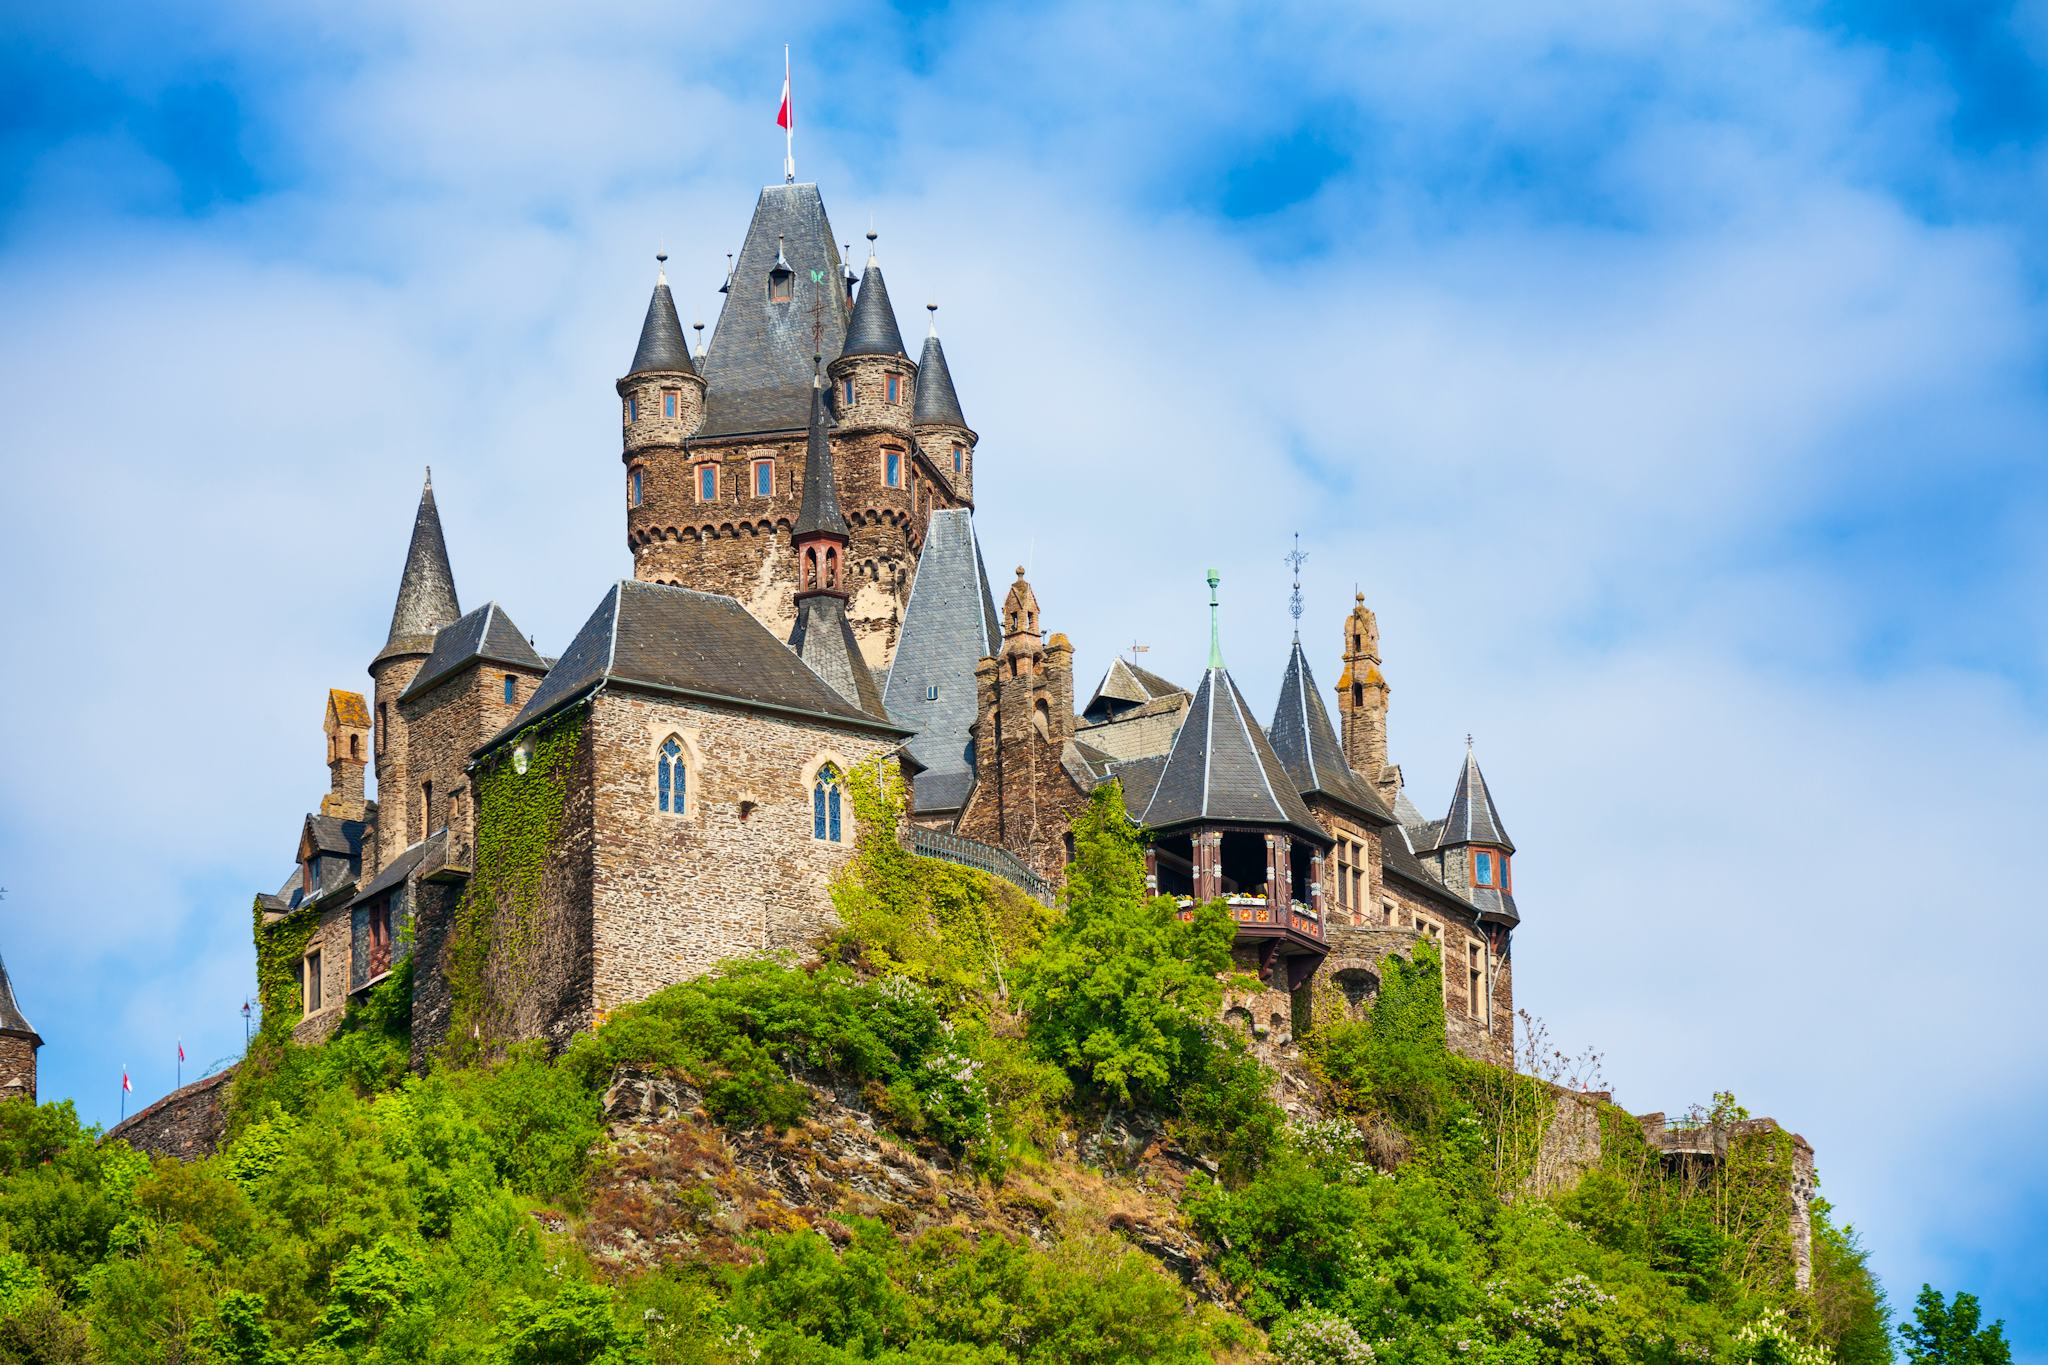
(442, 707, 586, 1062)
(249, 895, 318, 1048)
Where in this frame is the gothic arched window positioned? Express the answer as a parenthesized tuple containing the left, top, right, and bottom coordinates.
(813, 763, 843, 843)
(658, 737, 687, 815)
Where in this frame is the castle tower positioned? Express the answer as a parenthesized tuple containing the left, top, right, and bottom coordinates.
(914, 306, 976, 505)
(1434, 740, 1519, 927)
(621, 255, 708, 586)
(370, 472, 461, 866)
(0, 956, 39, 1103)
(321, 689, 372, 821)
(786, 374, 884, 715)
(1336, 593, 1401, 808)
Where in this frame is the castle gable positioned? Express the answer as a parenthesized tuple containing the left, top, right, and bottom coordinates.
(400, 602, 546, 703)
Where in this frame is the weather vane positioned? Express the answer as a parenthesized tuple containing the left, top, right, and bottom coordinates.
(1285, 533, 1309, 638)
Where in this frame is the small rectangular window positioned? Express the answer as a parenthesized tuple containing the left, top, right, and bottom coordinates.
(925, 684, 939, 701)
(754, 460, 773, 497)
(630, 468, 642, 506)
(886, 374, 900, 403)
(503, 674, 516, 704)
(698, 465, 718, 502)
(885, 450, 902, 488)
(1500, 855, 1512, 893)
(842, 379, 855, 406)
(1474, 851, 1495, 887)
(662, 389, 679, 419)
(1468, 944, 1485, 1018)
(303, 950, 323, 1014)
(623, 398, 634, 425)
(952, 444, 963, 473)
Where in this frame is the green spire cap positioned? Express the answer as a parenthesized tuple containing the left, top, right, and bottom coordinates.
(1207, 568, 1223, 669)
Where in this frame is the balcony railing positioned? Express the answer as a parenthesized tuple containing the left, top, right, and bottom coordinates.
(1174, 895, 1325, 941)
(906, 826, 1054, 905)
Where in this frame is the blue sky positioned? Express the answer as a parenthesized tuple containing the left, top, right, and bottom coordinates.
(2, 0, 2046, 1350)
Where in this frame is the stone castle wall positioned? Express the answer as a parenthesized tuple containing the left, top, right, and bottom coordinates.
(105, 1069, 232, 1161)
(0, 1034, 35, 1102)
(400, 664, 542, 850)
(584, 691, 896, 1016)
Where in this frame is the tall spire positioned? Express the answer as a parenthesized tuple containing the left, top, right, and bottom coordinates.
(1441, 740, 1514, 852)
(627, 253, 695, 377)
(794, 366, 848, 539)
(0, 955, 37, 1045)
(378, 471, 462, 661)
(913, 304, 968, 428)
(1206, 569, 1224, 670)
(842, 237, 908, 358)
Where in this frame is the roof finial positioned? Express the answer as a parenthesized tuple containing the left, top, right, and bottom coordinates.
(655, 249, 667, 286)
(1207, 568, 1224, 670)
(424, 464, 432, 489)
(692, 320, 706, 358)
(780, 45, 795, 183)
(926, 302, 938, 336)
(1285, 533, 1309, 641)
(1466, 733, 1474, 751)
(865, 219, 878, 266)
(813, 353, 823, 388)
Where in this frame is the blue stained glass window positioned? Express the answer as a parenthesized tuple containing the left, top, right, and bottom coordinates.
(953, 445, 963, 473)
(843, 379, 855, 406)
(886, 374, 899, 403)
(663, 390, 678, 419)
(659, 737, 685, 814)
(885, 451, 901, 487)
(814, 764, 842, 841)
(698, 465, 717, 501)
(503, 674, 516, 704)
(630, 468, 642, 506)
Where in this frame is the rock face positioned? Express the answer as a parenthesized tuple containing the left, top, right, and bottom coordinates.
(581, 1067, 1223, 1301)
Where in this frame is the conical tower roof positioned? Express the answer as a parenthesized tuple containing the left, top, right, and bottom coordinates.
(0, 956, 38, 1044)
(884, 508, 1002, 813)
(913, 320, 968, 428)
(1441, 742, 1514, 852)
(626, 260, 696, 376)
(842, 254, 908, 358)
(1270, 640, 1392, 824)
(1139, 666, 1325, 841)
(789, 593, 886, 717)
(377, 473, 461, 663)
(699, 184, 850, 436)
(794, 380, 849, 538)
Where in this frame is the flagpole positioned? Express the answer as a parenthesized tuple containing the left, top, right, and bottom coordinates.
(783, 46, 795, 184)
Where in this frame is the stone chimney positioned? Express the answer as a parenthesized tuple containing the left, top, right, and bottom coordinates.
(322, 689, 372, 821)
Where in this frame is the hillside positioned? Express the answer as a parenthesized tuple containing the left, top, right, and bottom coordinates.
(0, 775, 1893, 1364)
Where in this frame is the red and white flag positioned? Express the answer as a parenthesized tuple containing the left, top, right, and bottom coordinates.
(121, 1067, 131, 1094)
(777, 54, 793, 131)
(177, 1040, 186, 1063)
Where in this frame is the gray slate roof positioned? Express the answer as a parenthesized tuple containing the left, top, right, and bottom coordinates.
(627, 276, 696, 377)
(0, 957, 37, 1042)
(1138, 666, 1326, 842)
(1441, 745, 1514, 852)
(788, 593, 885, 717)
(400, 601, 547, 702)
(378, 475, 461, 662)
(1084, 657, 1187, 721)
(490, 580, 907, 752)
(794, 382, 849, 538)
(699, 184, 851, 437)
(843, 257, 909, 358)
(884, 509, 1002, 805)
(1106, 752, 1169, 817)
(1269, 640, 1393, 825)
(303, 814, 366, 859)
(913, 328, 968, 428)
(351, 829, 446, 906)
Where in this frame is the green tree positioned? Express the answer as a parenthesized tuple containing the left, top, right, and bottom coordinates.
(1018, 784, 1235, 1108)
(1900, 1287, 2010, 1365)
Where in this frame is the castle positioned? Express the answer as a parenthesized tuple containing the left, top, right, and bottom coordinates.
(226, 172, 1522, 1070)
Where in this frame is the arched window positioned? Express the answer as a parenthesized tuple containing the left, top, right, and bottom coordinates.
(813, 763, 843, 842)
(349, 733, 361, 759)
(804, 547, 818, 589)
(825, 546, 839, 589)
(658, 737, 686, 814)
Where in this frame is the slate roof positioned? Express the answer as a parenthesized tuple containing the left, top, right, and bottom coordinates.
(788, 593, 885, 717)
(699, 184, 851, 437)
(883, 509, 1002, 805)
(1269, 640, 1394, 825)
(1440, 745, 1514, 852)
(351, 830, 445, 906)
(793, 381, 849, 538)
(303, 814, 365, 859)
(1106, 752, 1169, 817)
(400, 602, 547, 702)
(842, 256, 908, 358)
(1138, 666, 1326, 842)
(627, 271, 696, 376)
(377, 474, 461, 663)
(489, 581, 908, 752)
(1083, 658, 1187, 722)
(913, 326, 968, 429)
(0, 957, 37, 1043)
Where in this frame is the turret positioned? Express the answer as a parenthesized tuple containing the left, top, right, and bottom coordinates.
(1000, 567, 1042, 679)
(0, 955, 39, 1103)
(1435, 740, 1519, 928)
(322, 689, 372, 821)
(786, 369, 885, 716)
(828, 234, 915, 440)
(914, 305, 977, 505)
(1336, 592, 1400, 808)
(370, 471, 461, 865)
(620, 255, 707, 577)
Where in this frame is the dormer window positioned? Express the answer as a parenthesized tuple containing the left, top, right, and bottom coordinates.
(925, 684, 939, 701)
(1473, 850, 1510, 889)
(769, 267, 794, 304)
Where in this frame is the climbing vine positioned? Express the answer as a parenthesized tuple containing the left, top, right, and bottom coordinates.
(249, 894, 317, 1047)
(443, 707, 586, 1061)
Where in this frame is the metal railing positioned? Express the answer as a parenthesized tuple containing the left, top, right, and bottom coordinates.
(907, 825, 1055, 904)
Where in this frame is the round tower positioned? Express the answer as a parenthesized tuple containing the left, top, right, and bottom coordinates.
(914, 304, 977, 505)
(828, 234, 917, 447)
(370, 471, 461, 865)
(0, 955, 39, 1104)
(620, 254, 708, 584)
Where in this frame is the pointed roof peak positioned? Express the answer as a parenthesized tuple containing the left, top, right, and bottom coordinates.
(1138, 664, 1324, 840)
(926, 302, 938, 337)
(1442, 741, 1513, 852)
(0, 954, 38, 1044)
(627, 262, 695, 377)
(843, 252, 908, 358)
(794, 381, 849, 540)
(1270, 638, 1391, 824)
(914, 318, 969, 429)
(378, 473, 461, 663)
